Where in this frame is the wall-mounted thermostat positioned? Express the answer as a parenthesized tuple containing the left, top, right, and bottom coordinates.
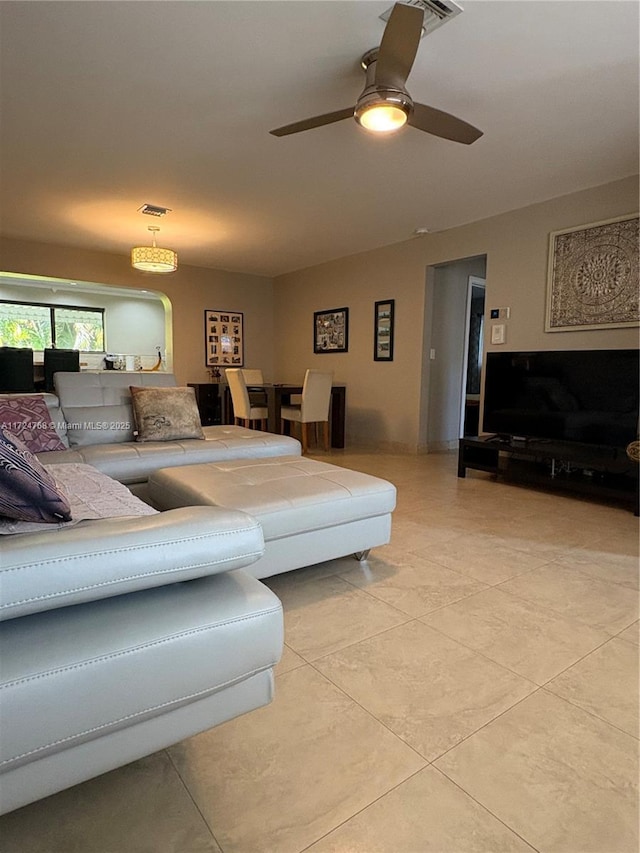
(490, 307, 511, 319)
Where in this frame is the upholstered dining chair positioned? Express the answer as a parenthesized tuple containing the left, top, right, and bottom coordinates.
(226, 368, 268, 430)
(241, 368, 268, 406)
(44, 347, 80, 393)
(280, 369, 333, 453)
(240, 368, 264, 385)
(0, 347, 35, 393)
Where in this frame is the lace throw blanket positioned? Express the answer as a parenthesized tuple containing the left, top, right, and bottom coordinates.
(0, 463, 158, 535)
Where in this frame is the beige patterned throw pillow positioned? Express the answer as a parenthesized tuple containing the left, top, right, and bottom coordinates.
(129, 386, 205, 442)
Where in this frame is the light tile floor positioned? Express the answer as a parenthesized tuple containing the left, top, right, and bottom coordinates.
(1, 450, 638, 853)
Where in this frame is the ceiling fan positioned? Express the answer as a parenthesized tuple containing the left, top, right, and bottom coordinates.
(270, 2, 482, 144)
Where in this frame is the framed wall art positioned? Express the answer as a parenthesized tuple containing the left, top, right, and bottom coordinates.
(374, 299, 395, 361)
(314, 306, 349, 353)
(545, 213, 639, 332)
(204, 309, 244, 367)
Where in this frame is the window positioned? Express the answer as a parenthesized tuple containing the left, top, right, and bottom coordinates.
(0, 300, 105, 351)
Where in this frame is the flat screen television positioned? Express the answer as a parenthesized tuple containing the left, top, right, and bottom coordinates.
(482, 349, 639, 448)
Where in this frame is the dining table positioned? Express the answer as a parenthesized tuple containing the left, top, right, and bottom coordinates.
(222, 383, 346, 448)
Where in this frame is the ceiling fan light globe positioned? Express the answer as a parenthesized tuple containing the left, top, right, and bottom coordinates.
(354, 88, 413, 134)
(357, 103, 408, 133)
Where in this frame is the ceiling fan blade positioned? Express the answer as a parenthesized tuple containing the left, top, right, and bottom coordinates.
(409, 103, 483, 144)
(375, 3, 424, 90)
(270, 107, 355, 137)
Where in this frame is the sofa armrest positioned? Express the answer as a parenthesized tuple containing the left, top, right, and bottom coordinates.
(0, 506, 265, 621)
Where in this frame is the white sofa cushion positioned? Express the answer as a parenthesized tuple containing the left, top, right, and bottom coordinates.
(63, 404, 135, 446)
(37, 426, 302, 484)
(147, 457, 397, 579)
(0, 493, 265, 620)
(0, 570, 282, 774)
(149, 456, 397, 540)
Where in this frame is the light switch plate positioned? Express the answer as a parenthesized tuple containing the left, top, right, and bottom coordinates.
(491, 323, 506, 344)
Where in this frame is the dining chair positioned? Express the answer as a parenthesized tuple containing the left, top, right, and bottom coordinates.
(240, 368, 264, 385)
(0, 347, 35, 393)
(44, 347, 80, 393)
(280, 369, 333, 453)
(226, 368, 268, 430)
(241, 368, 268, 406)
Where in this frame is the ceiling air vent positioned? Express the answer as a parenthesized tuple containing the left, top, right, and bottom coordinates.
(379, 0, 463, 38)
(138, 204, 172, 217)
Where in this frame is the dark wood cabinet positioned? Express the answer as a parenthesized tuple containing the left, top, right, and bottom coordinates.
(458, 434, 638, 513)
(188, 383, 223, 426)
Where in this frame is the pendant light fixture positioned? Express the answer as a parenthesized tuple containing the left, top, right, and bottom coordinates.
(131, 226, 178, 274)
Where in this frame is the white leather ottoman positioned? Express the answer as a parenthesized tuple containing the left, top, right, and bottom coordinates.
(148, 456, 397, 578)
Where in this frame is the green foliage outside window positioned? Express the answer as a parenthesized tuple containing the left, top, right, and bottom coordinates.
(54, 308, 104, 350)
(0, 304, 52, 349)
(0, 301, 104, 351)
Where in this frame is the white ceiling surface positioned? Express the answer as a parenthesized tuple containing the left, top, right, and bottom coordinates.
(0, 1, 638, 278)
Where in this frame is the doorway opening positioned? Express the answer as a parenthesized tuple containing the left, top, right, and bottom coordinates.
(461, 276, 486, 436)
(421, 255, 487, 452)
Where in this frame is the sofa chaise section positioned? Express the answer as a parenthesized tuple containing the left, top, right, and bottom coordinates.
(0, 568, 283, 815)
(149, 456, 397, 578)
(0, 460, 284, 815)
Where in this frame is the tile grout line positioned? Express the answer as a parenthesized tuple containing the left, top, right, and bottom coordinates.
(430, 765, 542, 853)
(415, 607, 640, 740)
(296, 764, 430, 853)
(538, 686, 640, 743)
(164, 747, 226, 853)
(305, 652, 429, 763)
(488, 574, 632, 636)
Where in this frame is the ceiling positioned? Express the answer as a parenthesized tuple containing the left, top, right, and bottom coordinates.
(0, 1, 638, 278)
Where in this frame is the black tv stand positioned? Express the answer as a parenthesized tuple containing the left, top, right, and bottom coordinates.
(458, 435, 638, 514)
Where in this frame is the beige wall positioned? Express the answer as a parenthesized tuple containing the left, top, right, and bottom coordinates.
(429, 176, 638, 354)
(274, 239, 429, 452)
(0, 237, 274, 385)
(274, 176, 638, 452)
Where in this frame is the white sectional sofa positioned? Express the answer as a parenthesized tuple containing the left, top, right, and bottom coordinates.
(0, 372, 298, 814)
(0, 371, 396, 815)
